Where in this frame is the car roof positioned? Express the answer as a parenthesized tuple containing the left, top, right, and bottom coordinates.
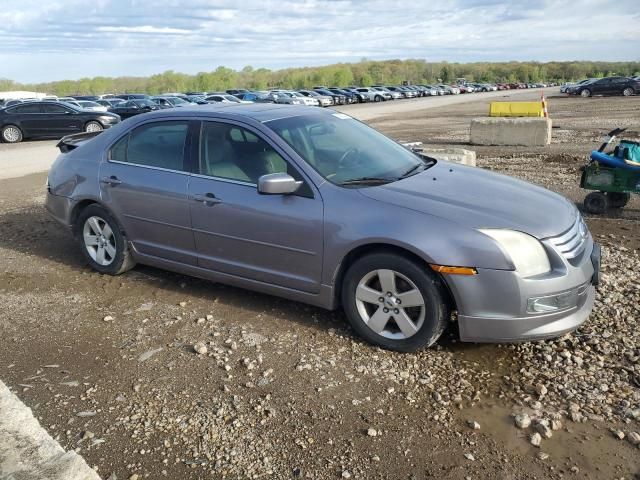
(136, 103, 328, 123)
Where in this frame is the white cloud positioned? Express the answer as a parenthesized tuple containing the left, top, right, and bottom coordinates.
(0, 0, 637, 82)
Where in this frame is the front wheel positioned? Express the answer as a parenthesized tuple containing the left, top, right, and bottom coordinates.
(374, 95, 382, 102)
(580, 89, 591, 98)
(583, 191, 607, 214)
(84, 121, 103, 133)
(622, 87, 634, 97)
(341, 252, 449, 352)
(2, 125, 23, 143)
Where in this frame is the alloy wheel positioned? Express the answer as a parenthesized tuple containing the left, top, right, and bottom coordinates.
(85, 121, 103, 133)
(83, 216, 117, 266)
(3, 126, 21, 142)
(623, 88, 633, 97)
(355, 269, 426, 340)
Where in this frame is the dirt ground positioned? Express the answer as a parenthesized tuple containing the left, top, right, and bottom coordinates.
(1, 94, 639, 480)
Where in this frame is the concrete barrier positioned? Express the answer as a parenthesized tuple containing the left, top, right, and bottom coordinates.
(0, 380, 100, 480)
(470, 117, 552, 146)
(415, 147, 476, 167)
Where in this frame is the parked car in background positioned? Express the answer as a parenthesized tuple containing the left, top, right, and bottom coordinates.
(115, 94, 150, 100)
(340, 88, 368, 103)
(205, 94, 248, 104)
(72, 95, 101, 101)
(328, 88, 359, 103)
(150, 96, 194, 108)
(370, 86, 395, 100)
(568, 77, 639, 97)
(108, 99, 160, 119)
(354, 87, 383, 102)
(314, 88, 347, 105)
(235, 92, 274, 103)
(298, 90, 333, 107)
(1, 101, 120, 142)
(75, 100, 109, 112)
(269, 91, 305, 105)
(96, 99, 124, 109)
(185, 95, 209, 105)
(287, 91, 320, 106)
(46, 104, 599, 352)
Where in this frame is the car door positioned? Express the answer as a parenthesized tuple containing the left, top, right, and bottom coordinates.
(188, 120, 324, 293)
(41, 103, 83, 135)
(99, 120, 198, 265)
(9, 103, 44, 136)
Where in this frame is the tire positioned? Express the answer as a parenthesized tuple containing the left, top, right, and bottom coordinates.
(606, 192, 630, 208)
(1, 125, 23, 143)
(341, 252, 449, 352)
(84, 121, 103, 133)
(374, 95, 382, 102)
(583, 191, 608, 214)
(580, 89, 591, 98)
(622, 87, 634, 97)
(76, 204, 136, 275)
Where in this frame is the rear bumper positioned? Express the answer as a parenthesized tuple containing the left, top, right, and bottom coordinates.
(45, 191, 74, 230)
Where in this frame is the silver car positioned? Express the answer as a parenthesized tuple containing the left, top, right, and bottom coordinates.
(46, 105, 599, 352)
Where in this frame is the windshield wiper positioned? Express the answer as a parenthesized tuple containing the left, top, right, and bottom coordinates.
(340, 177, 396, 186)
(399, 161, 431, 179)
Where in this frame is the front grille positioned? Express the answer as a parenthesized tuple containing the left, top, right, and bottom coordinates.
(549, 216, 588, 260)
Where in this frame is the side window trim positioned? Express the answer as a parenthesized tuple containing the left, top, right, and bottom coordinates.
(194, 118, 315, 198)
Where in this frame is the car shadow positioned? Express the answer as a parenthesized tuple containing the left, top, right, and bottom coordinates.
(0, 205, 354, 338)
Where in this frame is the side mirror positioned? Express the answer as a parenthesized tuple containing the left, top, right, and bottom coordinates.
(258, 173, 302, 195)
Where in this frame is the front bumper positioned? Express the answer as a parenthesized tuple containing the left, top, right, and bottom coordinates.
(448, 240, 600, 343)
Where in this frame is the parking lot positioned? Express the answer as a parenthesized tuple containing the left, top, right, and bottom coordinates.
(1, 90, 639, 479)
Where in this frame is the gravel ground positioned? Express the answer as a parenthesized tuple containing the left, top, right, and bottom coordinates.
(0, 94, 639, 479)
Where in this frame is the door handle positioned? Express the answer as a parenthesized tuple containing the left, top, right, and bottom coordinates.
(192, 193, 222, 205)
(100, 176, 122, 186)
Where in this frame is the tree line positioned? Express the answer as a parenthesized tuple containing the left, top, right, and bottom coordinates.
(2, 59, 639, 96)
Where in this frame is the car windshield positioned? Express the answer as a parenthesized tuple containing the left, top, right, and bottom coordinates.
(266, 113, 432, 186)
(170, 97, 189, 105)
(78, 101, 100, 107)
(136, 100, 156, 107)
(223, 95, 241, 102)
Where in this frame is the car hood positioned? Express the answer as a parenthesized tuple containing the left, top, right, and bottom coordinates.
(358, 161, 577, 239)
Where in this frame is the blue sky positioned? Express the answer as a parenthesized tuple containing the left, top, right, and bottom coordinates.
(1, 0, 638, 83)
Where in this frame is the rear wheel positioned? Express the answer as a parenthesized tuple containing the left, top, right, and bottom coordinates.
(374, 95, 382, 102)
(606, 192, 631, 208)
(580, 89, 591, 98)
(583, 191, 608, 214)
(341, 252, 449, 352)
(84, 121, 103, 133)
(76, 204, 135, 275)
(2, 125, 23, 143)
(622, 87, 634, 97)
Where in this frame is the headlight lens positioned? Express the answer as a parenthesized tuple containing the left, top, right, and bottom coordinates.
(479, 229, 551, 278)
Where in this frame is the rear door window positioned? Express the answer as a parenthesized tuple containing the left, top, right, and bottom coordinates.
(13, 104, 42, 114)
(109, 121, 189, 171)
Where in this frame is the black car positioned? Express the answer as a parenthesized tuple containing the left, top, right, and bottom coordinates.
(72, 95, 101, 101)
(0, 101, 120, 143)
(570, 77, 639, 97)
(115, 94, 150, 100)
(328, 88, 358, 103)
(109, 99, 161, 119)
(314, 88, 346, 105)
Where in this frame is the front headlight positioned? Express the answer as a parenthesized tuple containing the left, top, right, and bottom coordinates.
(479, 229, 551, 278)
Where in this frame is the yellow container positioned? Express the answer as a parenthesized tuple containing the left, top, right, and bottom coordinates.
(489, 101, 545, 117)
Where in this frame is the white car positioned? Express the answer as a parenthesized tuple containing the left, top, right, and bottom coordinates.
(75, 101, 109, 112)
(205, 94, 252, 104)
(287, 91, 319, 107)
